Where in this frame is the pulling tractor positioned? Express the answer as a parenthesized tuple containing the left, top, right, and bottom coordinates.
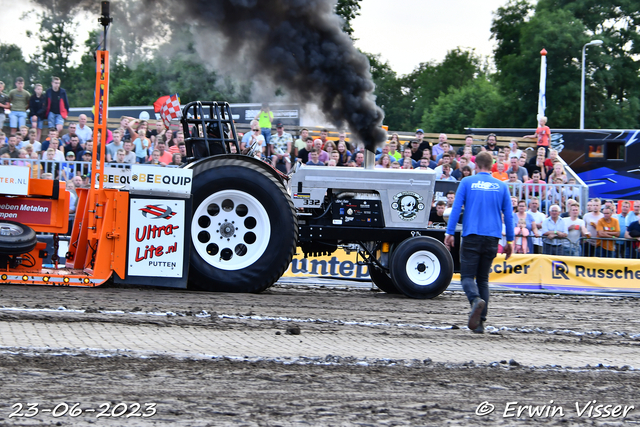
(0, 4, 454, 298)
(0, 100, 454, 298)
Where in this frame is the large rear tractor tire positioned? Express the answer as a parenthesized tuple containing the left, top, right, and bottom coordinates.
(389, 236, 453, 299)
(188, 157, 298, 293)
(0, 221, 38, 255)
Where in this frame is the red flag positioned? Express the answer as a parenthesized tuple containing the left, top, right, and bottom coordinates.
(153, 95, 171, 113)
(160, 94, 182, 129)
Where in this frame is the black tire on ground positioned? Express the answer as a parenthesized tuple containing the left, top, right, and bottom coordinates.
(188, 157, 298, 293)
(0, 221, 38, 255)
(368, 264, 400, 294)
(389, 236, 453, 299)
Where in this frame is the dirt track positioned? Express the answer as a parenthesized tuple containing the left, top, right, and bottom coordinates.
(0, 282, 639, 426)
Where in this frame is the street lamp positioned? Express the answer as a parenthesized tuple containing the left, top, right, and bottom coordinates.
(580, 39, 603, 129)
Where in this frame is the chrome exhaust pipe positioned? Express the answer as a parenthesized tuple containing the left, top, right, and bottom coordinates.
(364, 149, 375, 170)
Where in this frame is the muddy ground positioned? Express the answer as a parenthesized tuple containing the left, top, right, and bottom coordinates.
(0, 282, 639, 426)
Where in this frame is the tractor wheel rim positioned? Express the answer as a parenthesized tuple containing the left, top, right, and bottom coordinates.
(0, 223, 23, 236)
(405, 250, 441, 286)
(192, 190, 271, 271)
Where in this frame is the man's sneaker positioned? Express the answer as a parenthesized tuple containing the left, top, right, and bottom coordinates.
(472, 321, 484, 334)
(468, 298, 486, 331)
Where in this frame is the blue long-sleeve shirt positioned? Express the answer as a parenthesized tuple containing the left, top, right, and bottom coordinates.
(446, 172, 515, 241)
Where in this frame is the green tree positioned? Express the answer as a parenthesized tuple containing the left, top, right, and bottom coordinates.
(363, 48, 489, 132)
(0, 44, 36, 87)
(402, 48, 484, 130)
(26, 10, 78, 85)
(552, 0, 640, 129)
(365, 53, 412, 130)
(422, 77, 504, 133)
(491, 0, 640, 129)
(335, 0, 362, 37)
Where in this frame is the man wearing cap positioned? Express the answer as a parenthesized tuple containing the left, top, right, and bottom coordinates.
(79, 151, 92, 176)
(269, 122, 293, 173)
(431, 133, 448, 161)
(411, 129, 429, 162)
(60, 151, 77, 181)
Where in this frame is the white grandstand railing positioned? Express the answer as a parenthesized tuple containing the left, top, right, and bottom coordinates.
(1, 158, 179, 181)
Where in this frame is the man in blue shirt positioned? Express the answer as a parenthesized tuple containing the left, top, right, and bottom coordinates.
(445, 151, 514, 333)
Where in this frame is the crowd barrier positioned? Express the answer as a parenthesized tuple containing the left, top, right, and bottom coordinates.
(526, 237, 639, 259)
(506, 182, 588, 215)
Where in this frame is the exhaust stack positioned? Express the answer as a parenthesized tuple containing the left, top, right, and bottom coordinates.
(364, 149, 375, 170)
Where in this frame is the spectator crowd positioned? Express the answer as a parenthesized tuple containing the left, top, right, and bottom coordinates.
(1, 77, 639, 259)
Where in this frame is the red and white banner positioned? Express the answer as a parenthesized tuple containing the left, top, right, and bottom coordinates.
(159, 94, 182, 129)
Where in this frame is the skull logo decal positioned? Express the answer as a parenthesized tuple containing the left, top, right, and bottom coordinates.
(392, 191, 425, 221)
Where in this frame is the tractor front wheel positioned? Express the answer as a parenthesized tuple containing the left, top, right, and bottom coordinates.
(389, 236, 453, 299)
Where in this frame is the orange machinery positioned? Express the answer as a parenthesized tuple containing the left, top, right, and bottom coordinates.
(0, 5, 127, 287)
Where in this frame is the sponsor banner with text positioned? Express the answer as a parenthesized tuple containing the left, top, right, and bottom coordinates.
(128, 199, 186, 278)
(0, 198, 52, 224)
(0, 165, 30, 195)
(540, 255, 640, 292)
(129, 165, 193, 195)
(283, 249, 370, 279)
(288, 251, 640, 293)
(101, 165, 131, 189)
(452, 254, 640, 293)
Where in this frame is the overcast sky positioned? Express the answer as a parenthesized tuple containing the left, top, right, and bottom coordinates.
(2, 0, 512, 76)
(352, 0, 512, 75)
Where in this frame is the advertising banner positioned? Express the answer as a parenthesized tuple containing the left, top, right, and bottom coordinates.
(0, 198, 52, 224)
(0, 165, 30, 195)
(101, 165, 131, 189)
(285, 251, 640, 294)
(486, 254, 541, 290)
(283, 249, 371, 279)
(128, 199, 186, 278)
(470, 254, 640, 292)
(538, 255, 640, 292)
(129, 165, 193, 195)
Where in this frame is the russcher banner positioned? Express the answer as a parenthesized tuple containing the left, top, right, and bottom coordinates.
(285, 250, 640, 293)
(537, 255, 640, 292)
(462, 254, 640, 292)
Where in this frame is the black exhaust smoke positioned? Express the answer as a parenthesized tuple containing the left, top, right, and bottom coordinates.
(35, 0, 387, 151)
